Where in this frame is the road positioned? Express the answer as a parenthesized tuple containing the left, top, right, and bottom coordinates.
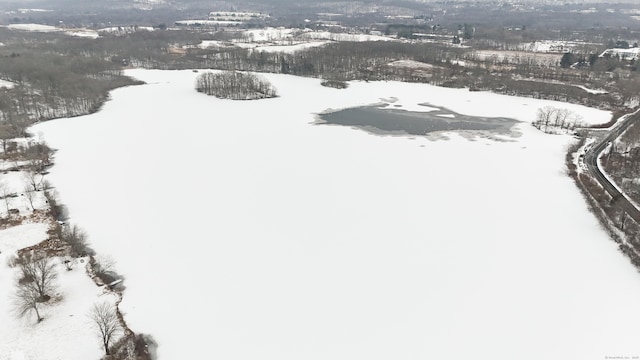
(583, 109, 640, 223)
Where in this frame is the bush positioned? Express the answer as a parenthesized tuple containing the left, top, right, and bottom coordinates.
(321, 80, 348, 89)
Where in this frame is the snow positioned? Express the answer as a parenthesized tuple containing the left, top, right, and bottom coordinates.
(299, 31, 393, 42)
(4, 24, 99, 39)
(519, 40, 597, 53)
(0, 224, 116, 360)
(243, 28, 296, 42)
(32, 70, 640, 360)
(598, 146, 640, 211)
(197, 40, 228, 49)
(253, 41, 329, 54)
(17, 9, 52, 13)
(175, 20, 240, 26)
(199, 28, 392, 54)
(600, 47, 640, 61)
(225, 39, 330, 54)
(473, 50, 561, 66)
(97, 26, 154, 35)
(387, 59, 436, 69)
(6, 24, 59, 32)
(575, 85, 608, 94)
(0, 79, 15, 89)
(240, 27, 395, 43)
(0, 223, 49, 264)
(64, 29, 99, 39)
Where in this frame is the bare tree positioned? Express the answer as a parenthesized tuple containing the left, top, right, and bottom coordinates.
(0, 181, 12, 215)
(61, 224, 94, 257)
(0, 123, 15, 154)
(23, 185, 36, 211)
(534, 106, 556, 132)
(14, 285, 43, 323)
(553, 108, 570, 128)
(94, 254, 116, 274)
(89, 302, 122, 355)
(195, 71, 278, 100)
(18, 254, 58, 301)
(22, 141, 52, 173)
(534, 106, 582, 133)
(24, 171, 43, 192)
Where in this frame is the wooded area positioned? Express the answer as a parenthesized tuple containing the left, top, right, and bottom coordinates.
(195, 71, 277, 100)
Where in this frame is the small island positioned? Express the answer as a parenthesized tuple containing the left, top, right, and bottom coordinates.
(195, 71, 278, 100)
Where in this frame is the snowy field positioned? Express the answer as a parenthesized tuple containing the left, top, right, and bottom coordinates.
(472, 50, 562, 66)
(195, 28, 395, 54)
(0, 141, 121, 359)
(600, 47, 640, 61)
(32, 70, 640, 360)
(0, 223, 117, 360)
(4, 24, 99, 39)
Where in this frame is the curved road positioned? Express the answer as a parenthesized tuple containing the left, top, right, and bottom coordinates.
(583, 109, 640, 223)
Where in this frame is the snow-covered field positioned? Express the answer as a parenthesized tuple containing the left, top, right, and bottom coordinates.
(230, 40, 330, 54)
(600, 47, 640, 61)
(519, 40, 598, 53)
(32, 70, 640, 360)
(0, 222, 117, 360)
(0, 138, 122, 359)
(472, 50, 562, 67)
(4, 24, 99, 39)
(191, 27, 395, 54)
(6, 23, 58, 32)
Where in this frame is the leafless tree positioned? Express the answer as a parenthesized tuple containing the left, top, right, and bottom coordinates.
(533, 106, 581, 133)
(14, 285, 43, 323)
(24, 171, 43, 192)
(195, 71, 278, 100)
(553, 108, 570, 128)
(94, 254, 116, 275)
(18, 254, 58, 301)
(89, 302, 122, 355)
(23, 185, 36, 211)
(0, 124, 14, 155)
(61, 224, 94, 257)
(40, 179, 52, 191)
(533, 106, 556, 132)
(0, 181, 12, 215)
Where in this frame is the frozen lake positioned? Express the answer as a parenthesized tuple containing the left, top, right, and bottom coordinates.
(32, 70, 640, 360)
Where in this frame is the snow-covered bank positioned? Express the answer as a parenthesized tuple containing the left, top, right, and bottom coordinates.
(0, 223, 116, 360)
(32, 70, 640, 360)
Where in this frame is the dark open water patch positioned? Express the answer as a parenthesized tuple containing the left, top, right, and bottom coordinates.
(316, 103, 521, 140)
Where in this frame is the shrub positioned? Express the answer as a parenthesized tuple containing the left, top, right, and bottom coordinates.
(320, 80, 348, 89)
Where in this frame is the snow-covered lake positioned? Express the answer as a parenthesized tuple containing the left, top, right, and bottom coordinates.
(33, 70, 640, 360)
